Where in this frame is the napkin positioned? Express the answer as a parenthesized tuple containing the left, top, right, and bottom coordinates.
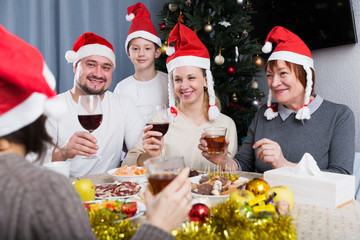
(293, 153, 322, 176)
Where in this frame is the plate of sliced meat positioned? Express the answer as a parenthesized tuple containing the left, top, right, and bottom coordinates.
(95, 181, 145, 199)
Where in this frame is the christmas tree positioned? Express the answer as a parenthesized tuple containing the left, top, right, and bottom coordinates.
(156, 0, 265, 144)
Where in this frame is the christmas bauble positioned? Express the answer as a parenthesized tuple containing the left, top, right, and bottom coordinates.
(232, 93, 238, 102)
(227, 66, 236, 75)
(168, 3, 178, 12)
(237, 0, 245, 6)
(251, 80, 258, 89)
(214, 55, 225, 65)
(161, 43, 167, 55)
(160, 23, 166, 31)
(253, 55, 265, 68)
(242, 29, 248, 38)
(245, 178, 270, 196)
(204, 23, 213, 33)
(188, 203, 210, 223)
(250, 99, 260, 108)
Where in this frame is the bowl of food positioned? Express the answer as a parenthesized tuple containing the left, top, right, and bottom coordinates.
(190, 173, 248, 205)
(107, 165, 147, 183)
(95, 181, 145, 199)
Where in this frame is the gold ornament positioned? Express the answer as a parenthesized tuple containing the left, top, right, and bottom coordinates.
(232, 93, 238, 102)
(168, 3, 178, 12)
(251, 80, 258, 89)
(161, 42, 167, 55)
(245, 178, 270, 196)
(204, 22, 213, 33)
(253, 55, 265, 68)
(214, 54, 225, 65)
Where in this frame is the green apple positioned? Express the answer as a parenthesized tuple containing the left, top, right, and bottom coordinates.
(267, 186, 294, 211)
(73, 179, 95, 202)
(229, 189, 255, 207)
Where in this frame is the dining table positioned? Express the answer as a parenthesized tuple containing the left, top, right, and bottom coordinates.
(72, 171, 360, 240)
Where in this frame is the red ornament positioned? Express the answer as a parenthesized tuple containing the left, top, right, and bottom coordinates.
(188, 203, 210, 223)
(160, 23, 166, 30)
(227, 66, 236, 75)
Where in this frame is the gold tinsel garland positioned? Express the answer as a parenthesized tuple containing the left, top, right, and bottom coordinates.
(90, 199, 296, 240)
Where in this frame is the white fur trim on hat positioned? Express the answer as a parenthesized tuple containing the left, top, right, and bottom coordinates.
(124, 30, 162, 53)
(262, 41, 272, 54)
(126, 13, 135, 21)
(166, 56, 210, 74)
(268, 51, 314, 69)
(65, 43, 116, 68)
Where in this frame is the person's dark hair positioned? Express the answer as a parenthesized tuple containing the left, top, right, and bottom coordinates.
(266, 60, 316, 95)
(2, 115, 53, 162)
(127, 38, 160, 53)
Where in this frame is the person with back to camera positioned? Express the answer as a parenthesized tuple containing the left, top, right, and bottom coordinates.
(198, 26, 355, 174)
(114, 2, 169, 118)
(123, 23, 238, 170)
(46, 32, 145, 177)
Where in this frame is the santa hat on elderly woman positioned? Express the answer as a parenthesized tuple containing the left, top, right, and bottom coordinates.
(124, 2, 162, 53)
(166, 23, 220, 120)
(65, 32, 116, 68)
(262, 26, 314, 120)
(0, 25, 59, 137)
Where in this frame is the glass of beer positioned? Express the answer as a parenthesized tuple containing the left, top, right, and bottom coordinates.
(204, 127, 227, 154)
(144, 156, 185, 195)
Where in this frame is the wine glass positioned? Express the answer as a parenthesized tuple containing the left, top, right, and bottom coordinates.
(77, 95, 103, 159)
(144, 104, 170, 139)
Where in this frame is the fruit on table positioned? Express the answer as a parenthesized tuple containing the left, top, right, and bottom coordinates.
(267, 186, 294, 211)
(229, 189, 255, 207)
(73, 179, 95, 202)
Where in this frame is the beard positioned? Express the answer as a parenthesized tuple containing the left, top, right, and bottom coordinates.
(76, 75, 108, 95)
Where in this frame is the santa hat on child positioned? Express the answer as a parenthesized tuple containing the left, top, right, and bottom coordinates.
(0, 25, 59, 137)
(166, 23, 220, 121)
(262, 26, 314, 121)
(65, 32, 116, 68)
(125, 2, 162, 53)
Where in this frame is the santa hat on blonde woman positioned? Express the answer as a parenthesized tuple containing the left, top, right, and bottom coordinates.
(125, 2, 162, 53)
(65, 32, 116, 68)
(166, 23, 220, 121)
(0, 25, 60, 137)
(262, 26, 314, 120)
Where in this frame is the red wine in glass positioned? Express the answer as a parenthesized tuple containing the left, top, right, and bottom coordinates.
(78, 114, 103, 133)
(146, 122, 169, 136)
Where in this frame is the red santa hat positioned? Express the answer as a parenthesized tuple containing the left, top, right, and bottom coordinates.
(65, 32, 116, 68)
(0, 25, 58, 137)
(166, 23, 220, 121)
(262, 26, 314, 121)
(125, 2, 162, 53)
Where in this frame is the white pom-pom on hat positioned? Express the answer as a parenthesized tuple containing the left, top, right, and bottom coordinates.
(166, 46, 175, 56)
(65, 50, 77, 63)
(262, 41, 272, 53)
(126, 13, 135, 22)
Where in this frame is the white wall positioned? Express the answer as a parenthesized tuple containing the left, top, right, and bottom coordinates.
(257, 0, 360, 151)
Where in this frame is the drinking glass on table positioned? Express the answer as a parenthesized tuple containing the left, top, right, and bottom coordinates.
(203, 127, 227, 154)
(77, 95, 103, 159)
(144, 104, 170, 140)
(144, 156, 185, 195)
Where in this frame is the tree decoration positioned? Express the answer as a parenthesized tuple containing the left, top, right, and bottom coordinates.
(237, 0, 245, 6)
(226, 66, 236, 75)
(235, 46, 239, 62)
(218, 20, 231, 28)
(160, 23, 166, 30)
(242, 29, 249, 38)
(204, 22, 214, 33)
(250, 98, 260, 109)
(161, 41, 168, 55)
(214, 49, 225, 65)
(168, 3, 178, 12)
(232, 93, 238, 102)
(251, 80, 258, 89)
(188, 203, 210, 223)
(253, 54, 265, 68)
(178, 11, 184, 23)
(185, 0, 192, 7)
(245, 0, 252, 10)
(245, 178, 270, 196)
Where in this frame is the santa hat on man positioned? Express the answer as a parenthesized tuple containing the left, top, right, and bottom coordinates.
(262, 26, 314, 121)
(166, 23, 220, 121)
(124, 2, 162, 53)
(65, 32, 116, 68)
(0, 25, 58, 137)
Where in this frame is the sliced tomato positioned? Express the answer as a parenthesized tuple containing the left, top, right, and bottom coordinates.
(122, 202, 137, 216)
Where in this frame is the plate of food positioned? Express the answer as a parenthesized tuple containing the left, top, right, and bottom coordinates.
(190, 173, 248, 205)
(84, 199, 146, 222)
(95, 181, 145, 199)
(107, 165, 147, 183)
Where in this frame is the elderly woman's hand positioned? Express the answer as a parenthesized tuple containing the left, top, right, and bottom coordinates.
(253, 138, 296, 169)
(142, 125, 164, 158)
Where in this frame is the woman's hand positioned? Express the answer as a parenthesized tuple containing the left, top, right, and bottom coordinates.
(142, 125, 164, 158)
(198, 133, 238, 171)
(253, 138, 295, 169)
(145, 168, 192, 233)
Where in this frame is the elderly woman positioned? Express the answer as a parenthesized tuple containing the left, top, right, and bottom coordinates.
(123, 23, 238, 170)
(199, 26, 355, 174)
